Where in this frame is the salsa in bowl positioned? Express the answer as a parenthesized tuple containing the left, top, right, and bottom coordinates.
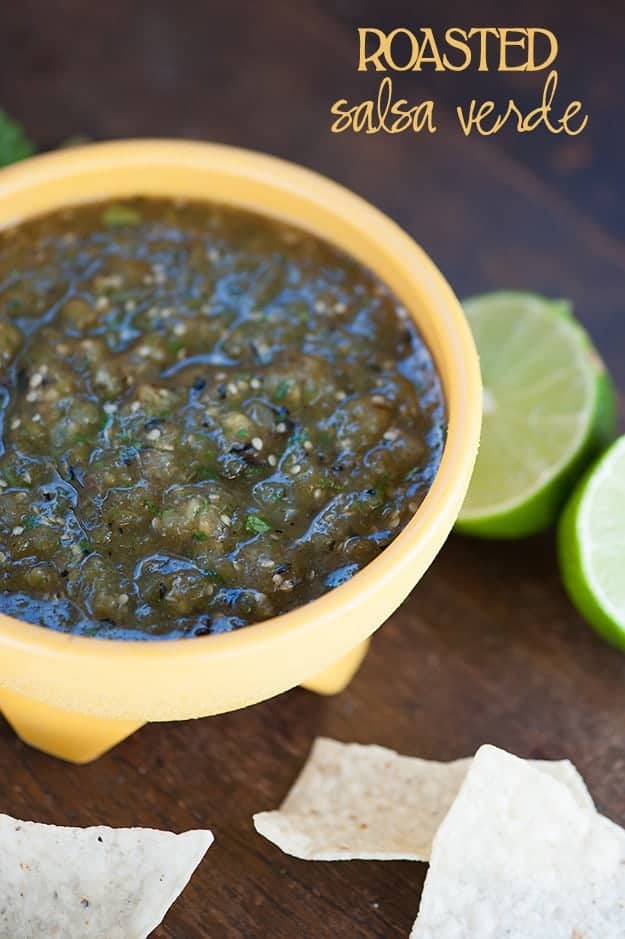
(0, 198, 444, 639)
(0, 141, 480, 760)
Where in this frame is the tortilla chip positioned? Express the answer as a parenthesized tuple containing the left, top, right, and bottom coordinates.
(0, 814, 213, 938)
(412, 745, 625, 937)
(253, 738, 593, 861)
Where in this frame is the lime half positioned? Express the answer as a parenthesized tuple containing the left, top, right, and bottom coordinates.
(559, 436, 625, 649)
(457, 292, 616, 538)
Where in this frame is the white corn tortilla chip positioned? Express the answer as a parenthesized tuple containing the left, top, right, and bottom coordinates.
(412, 744, 625, 938)
(253, 737, 593, 861)
(0, 815, 213, 939)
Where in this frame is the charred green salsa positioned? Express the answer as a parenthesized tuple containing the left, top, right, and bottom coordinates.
(0, 199, 445, 638)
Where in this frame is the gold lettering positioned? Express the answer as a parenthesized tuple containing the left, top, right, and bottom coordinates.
(526, 28, 559, 71)
(329, 78, 437, 134)
(467, 27, 500, 71)
(498, 28, 528, 71)
(330, 99, 353, 133)
(443, 28, 471, 71)
(559, 100, 589, 135)
(455, 71, 588, 136)
(374, 75, 393, 130)
(415, 27, 445, 71)
(357, 28, 388, 71)
(384, 28, 420, 71)
(340, 27, 586, 138)
(521, 70, 560, 132)
(353, 100, 374, 133)
(456, 100, 496, 135)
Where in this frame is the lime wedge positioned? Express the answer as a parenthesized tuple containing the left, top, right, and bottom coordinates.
(457, 292, 616, 538)
(559, 436, 625, 649)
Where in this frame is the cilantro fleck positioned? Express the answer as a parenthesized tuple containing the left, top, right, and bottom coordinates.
(192, 532, 208, 542)
(101, 204, 142, 227)
(405, 467, 422, 482)
(194, 498, 211, 517)
(273, 378, 290, 401)
(318, 475, 345, 492)
(245, 514, 272, 535)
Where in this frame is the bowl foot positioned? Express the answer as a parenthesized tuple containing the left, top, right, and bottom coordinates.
(0, 687, 142, 763)
(301, 638, 370, 695)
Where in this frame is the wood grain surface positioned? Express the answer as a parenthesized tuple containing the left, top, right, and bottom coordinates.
(0, 1, 624, 936)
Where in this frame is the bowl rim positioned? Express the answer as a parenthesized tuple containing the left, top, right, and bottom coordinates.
(0, 139, 481, 675)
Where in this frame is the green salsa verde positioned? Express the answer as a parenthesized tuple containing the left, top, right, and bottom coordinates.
(0, 198, 445, 639)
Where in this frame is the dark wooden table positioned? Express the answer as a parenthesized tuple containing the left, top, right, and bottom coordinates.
(1, 1, 624, 935)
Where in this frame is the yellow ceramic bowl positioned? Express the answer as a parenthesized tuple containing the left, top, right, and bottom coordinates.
(0, 141, 481, 762)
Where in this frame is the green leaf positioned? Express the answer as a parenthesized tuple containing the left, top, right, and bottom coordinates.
(405, 466, 422, 482)
(273, 378, 290, 401)
(0, 112, 34, 168)
(192, 532, 208, 542)
(101, 204, 142, 227)
(245, 514, 272, 535)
